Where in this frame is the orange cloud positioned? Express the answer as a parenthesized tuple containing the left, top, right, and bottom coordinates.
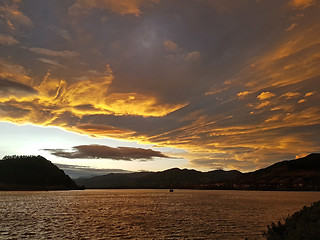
(281, 92, 300, 99)
(163, 39, 179, 52)
(289, 0, 315, 9)
(257, 92, 275, 100)
(305, 91, 316, 97)
(237, 91, 252, 99)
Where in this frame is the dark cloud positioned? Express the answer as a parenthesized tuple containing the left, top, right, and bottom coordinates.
(44, 144, 169, 161)
(0, 78, 37, 97)
(0, 103, 30, 118)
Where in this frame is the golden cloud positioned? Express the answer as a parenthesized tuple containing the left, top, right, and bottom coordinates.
(281, 92, 300, 99)
(237, 91, 252, 99)
(0, 62, 186, 137)
(257, 92, 275, 100)
(73, 124, 135, 138)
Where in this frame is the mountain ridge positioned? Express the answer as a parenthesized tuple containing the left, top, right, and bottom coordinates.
(75, 153, 320, 190)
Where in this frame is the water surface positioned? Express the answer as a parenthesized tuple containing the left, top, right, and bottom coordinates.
(1, 189, 320, 239)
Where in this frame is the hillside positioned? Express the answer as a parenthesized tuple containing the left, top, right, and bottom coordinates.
(236, 153, 320, 191)
(75, 153, 320, 190)
(0, 155, 81, 190)
(75, 168, 242, 189)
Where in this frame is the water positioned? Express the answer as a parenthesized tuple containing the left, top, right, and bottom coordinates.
(1, 190, 320, 239)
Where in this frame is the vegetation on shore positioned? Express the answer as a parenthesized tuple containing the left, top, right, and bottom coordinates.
(263, 201, 320, 239)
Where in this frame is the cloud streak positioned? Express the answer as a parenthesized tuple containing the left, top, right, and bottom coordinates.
(44, 144, 169, 161)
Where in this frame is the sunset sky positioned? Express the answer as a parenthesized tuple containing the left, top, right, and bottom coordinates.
(0, 0, 319, 174)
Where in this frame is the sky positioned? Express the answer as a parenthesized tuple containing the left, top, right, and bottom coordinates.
(0, 0, 319, 175)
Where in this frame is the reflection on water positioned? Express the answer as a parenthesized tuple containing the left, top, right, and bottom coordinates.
(1, 190, 320, 239)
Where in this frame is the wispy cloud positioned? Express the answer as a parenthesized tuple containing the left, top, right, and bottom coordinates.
(0, 1, 33, 29)
(0, 34, 18, 45)
(28, 47, 78, 58)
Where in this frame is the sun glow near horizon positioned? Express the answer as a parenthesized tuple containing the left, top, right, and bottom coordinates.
(0, 0, 319, 172)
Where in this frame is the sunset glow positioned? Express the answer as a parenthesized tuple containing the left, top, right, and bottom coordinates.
(0, 0, 319, 172)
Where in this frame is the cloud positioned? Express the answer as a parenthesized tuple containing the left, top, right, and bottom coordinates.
(298, 99, 306, 103)
(286, 23, 298, 31)
(237, 91, 252, 99)
(162, 39, 200, 62)
(43, 144, 169, 161)
(305, 91, 315, 97)
(73, 124, 135, 137)
(0, 2, 33, 29)
(281, 92, 300, 99)
(48, 25, 72, 41)
(69, 0, 159, 16)
(28, 47, 78, 58)
(185, 51, 201, 61)
(0, 60, 33, 86)
(257, 92, 276, 100)
(0, 34, 18, 45)
(0, 103, 30, 119)
(0, 78, 37, 98)
(289, 0, 316, 9)
(163, 39, 179, 52)
(37, 58, 65, 68)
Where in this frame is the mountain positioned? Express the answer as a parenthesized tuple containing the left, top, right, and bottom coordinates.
(75, 168, 242, 189)
(0, 155, 82, 190)
(235, 153, 320, 191)
(75, 153, 320, 190)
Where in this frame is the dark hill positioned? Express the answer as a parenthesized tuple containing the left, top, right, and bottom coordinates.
(0, 155, 81, 190)
(75, 167, 242, 189)
(236, 153, 320, 191)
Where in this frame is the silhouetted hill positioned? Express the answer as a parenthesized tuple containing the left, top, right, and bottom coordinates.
(0, 155, 81, 190)
(75, 153, 320, 190)
(236, 153, 320, 191)
(75, 168, 242, 189)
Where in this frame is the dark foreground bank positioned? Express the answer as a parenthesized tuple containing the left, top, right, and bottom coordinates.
(263, 200, 320, 239)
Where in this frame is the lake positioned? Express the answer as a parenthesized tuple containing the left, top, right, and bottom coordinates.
(1, 189, 320, 239)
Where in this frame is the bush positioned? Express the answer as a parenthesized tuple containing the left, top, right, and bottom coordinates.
(263, 201, 320, 240)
